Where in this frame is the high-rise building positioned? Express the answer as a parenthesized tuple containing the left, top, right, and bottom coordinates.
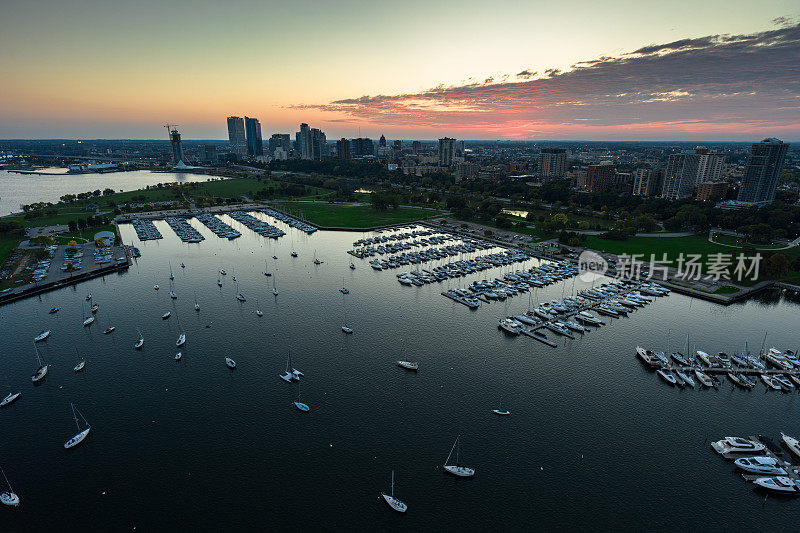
(412, 141, 421, 155)
(351, 138, 374, 157)
(454, 161, 479, 182)
(268, 134, 291, 155)
(540, 148, 567, 178)
(737, 138, 789, 205)
(227, 116, 246, 156)
(660, 148, 724, 200)
(199, 144, 217, 163)
(298, 123, 312, 160)
(697, 181, 730, 201)
(310, 128, 326, 160)
(336, 138, 350, 160)
(168, 128, 184, 164)
(586, 162, 617, 192)
(438, 137, 456, 167)
(379, 134, 386, 147)
(632, 168, 664, 197)
(244, 117, 263, 157)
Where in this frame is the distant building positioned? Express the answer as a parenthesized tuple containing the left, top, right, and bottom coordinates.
(268, 134, 291, 155)
(455, 161, 479, 182)
(697, 181, 729, 201)
(273, 147, 288, 161)
(379, 134, 386, 147)
(586, 162, 617, 192)
(737, 138, 789, 205)
(336, 138, 350, 160)
(632, 168, 663, 197)
(540, 148, 567, 178)
(199, 144, 217, 163)
(310, 128, 326, 160)
(438, 137, 456, 167)
(660, 148, 724, 200)
(412, 141, 421, 155)
(298, 123, 312, 160)
(227, 117, 247, 157)
(168, 128, 184, 164)
(244, 117, 263, 157)
(351, 138, 374, 157)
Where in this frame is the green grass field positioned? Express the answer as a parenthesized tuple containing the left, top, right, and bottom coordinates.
(0, 235, 20, 268)
(711, 233, 787, 249)
(273, 202, 441, 228)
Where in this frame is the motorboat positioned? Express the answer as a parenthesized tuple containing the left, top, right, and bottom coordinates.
(0, 392, 21, 408)
(83, 316, 95, 327)
(761, 374, 783, 390)
(773, 375, 794, 391)
(636, 346, 663, 368)
(217, 279, 222, 287)
(781, 433, 800, 457)
(694, 369, 714, 387)
(443, 435, 475, 477)
(656, 369, 677, 385)
(90, 303, 98, 313)
(349, 262, 356, 269)
(753, 476, 800, 494)
(342, 325, 354, 334)
(711, 436, 765, 455)
(134, 335, 144, 350)
(339, 288, 349, 295)
(675, 369, 695, 388)
(219, 269, 227, 275)
(291, 251, 298, 258)
(497, 319, 520, 336)
(85, 293, 92, 301)
(734, 456, 787, 475)
(170, 291, 177, 299)
(225, 357, 236, 369)
(162, 312, 171, 320)
(154, 284, 159, 290)
(176, 333, 186, 347)
(272, 287, 279, 296)
(48, 307, 60, 314)
(397, 361, 419, 371)
(34, 330, 50, 342)
(180, 263, 185, 268)
(103, 326, 115, 334)
(175, 352, 182, 361)
(256, 309, 263, 317)
(381, 471, 407, 513)
(74, 360, 85, 373)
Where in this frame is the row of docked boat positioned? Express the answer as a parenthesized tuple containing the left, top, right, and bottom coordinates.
(130, 218, 162, 240)
(351, 235, 491, 259)
(164, 216, 204, 243)
(194, 213, 241, 240)
(352, 226, 442, 249)
(261, 207, 317, 233)
(711, 434, 800, 495)
(229, 211, 286, 238)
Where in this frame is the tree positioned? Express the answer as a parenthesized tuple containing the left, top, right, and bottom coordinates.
(68, 220, 78, 232)
(766, 253, 790, 279)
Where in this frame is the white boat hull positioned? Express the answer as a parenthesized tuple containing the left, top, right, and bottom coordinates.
(443, 465, 475, 477)
(0, 492, 19, 507)
(0, 392, 21, 407)
(64, 428, 90, 449)
(381, 493, 407, 512)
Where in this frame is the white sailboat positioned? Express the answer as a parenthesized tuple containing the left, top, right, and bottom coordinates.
(175, 351, 182, 361)
(313, 250, 322, 265)
(162, 311, 171, 320)
(380, 470, 407, 513)
(236, 281, 246, 302)
(169, 262, 174, 280)
(341, 292, 353, 334)
(491, 395, 510, 415)
(176, 333, 186, 347)
(279, 351, 302, 382)
(134, 328, 144, 350)
(63, 403, 91, 449)
(256, 300, 263, 317)
(0, 376, 20, 408)
(0, 468, 19, 507)
(34, 329, 50, 342)
(74, 348, 86, 373)
(31, 343, 48, 383)
(81, 301, 94, 326)
(443, 435, 475, 477)
(225, 357, 236, 369)
(194, 296, 200, 312)
(217, 278, 222, 287)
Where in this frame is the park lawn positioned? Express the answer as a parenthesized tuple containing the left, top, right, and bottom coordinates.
(712, 233, 786, 249)
(274, 202, 441, 228)
(7, 209, 113, 228)
(584, 235, 729, 260)
(54, 224, 118, 245)
(0, 234, 21, 268)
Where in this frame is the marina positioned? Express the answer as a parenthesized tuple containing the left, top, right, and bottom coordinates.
(0, 215, 799, 530)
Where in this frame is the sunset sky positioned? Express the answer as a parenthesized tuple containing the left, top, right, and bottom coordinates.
(1, 0, 798, 141)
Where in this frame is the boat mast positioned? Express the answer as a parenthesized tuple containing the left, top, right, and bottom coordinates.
(71, 403, 80, 431)
(391, 470, 395, 497)
(445, 435, 458, 465)
(1, 467, 12, 492)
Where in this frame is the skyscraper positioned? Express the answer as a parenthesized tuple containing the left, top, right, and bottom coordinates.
(438, 137, 456, 167)
(336, 138, 351, 160)
(379, 134, 386, 147)
(199, 144, 217, 163)
(737, 138, 789, 205)
(660, 148, 724, 200)
(412, 141, 421, 155)
(227, 116, 246, 156)
(268, 134, 291, 155)
(540, 148, 567, 178)
(244, 116, 263, 157)
(168, 127, 184, 164)
(587, 162, 617, 192)
(298, 123, 312, 160)
(632, 168, 664, 197)
(351, 138, 374, 157)
(310, 128, 326, 160)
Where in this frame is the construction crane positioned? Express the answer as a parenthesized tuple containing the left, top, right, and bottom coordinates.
(164, 123, 179, 136)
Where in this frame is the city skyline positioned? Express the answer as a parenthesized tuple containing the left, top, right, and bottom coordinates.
(0, 0, 798, 140)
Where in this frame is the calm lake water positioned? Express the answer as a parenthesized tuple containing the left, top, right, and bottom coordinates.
(0, 169, 216, 216)
(1, 215, 799, 530)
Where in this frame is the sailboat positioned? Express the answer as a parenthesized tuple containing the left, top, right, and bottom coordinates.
(169, 262, 174, 280)
(63, 403, 91, 449)
(225, 357, 236, 369)
(349, 261, 356, 270)
(217, 278, 222, 287)
(380, 470, 407, 513)
(82, 301, 94, 327)
(491, 395, 511, 415)
(175, 351, 182, 361)
(313, 250, 322, 265)
(339, 277, 349, 294)
(263, 259, 272, 276)
(1, 376, 20, 408)
(290, 238, 297, 258)
(176, 333, 186, 347)
(194, 296, 200, 312)
(134, 329, 144, 350)
(180, 262, 185, 269)
(279, 351, 302, 382)
(272, 276, 278, 296)
(256, 300, 263, 317)
(34, 329, 50, 342)
(0, 468, 19, 507)
(236, 282, 246, 302)
(341, 292, 353, 334)
(293, 381, 309, 411)
(74, 347, 86, 373)
(31, 343, 48, 383)
(443, 435, 475, 477)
